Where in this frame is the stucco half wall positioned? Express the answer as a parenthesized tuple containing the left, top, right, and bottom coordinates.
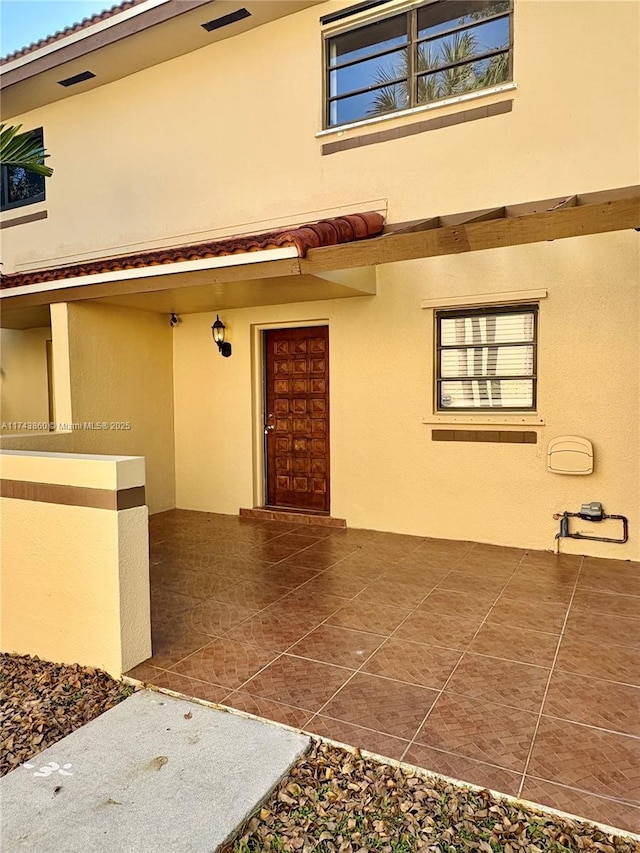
(0, 302, 176, 514)
(0, 450, 151, 677)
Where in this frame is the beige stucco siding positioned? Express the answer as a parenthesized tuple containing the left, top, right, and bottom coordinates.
(1, 1, 638, 269)
(0, 327, 51, 426)
(1, 303, 175, 513)
(174, 231, 639, 559)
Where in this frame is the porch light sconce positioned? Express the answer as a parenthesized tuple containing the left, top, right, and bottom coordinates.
(211, 315, 232, 357)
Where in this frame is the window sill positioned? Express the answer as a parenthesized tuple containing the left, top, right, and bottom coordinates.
(316, 82, 517, 138)
(423, 414, 545, 426)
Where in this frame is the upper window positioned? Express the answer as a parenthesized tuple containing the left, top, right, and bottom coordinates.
(325, 0, 512, 127)
(0, 127, 46, 212)
(436, 304, 537, 411)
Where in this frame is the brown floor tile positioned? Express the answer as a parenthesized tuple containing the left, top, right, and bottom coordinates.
(150, 587, 204, 624)
(453, 552, 522, 576)
(446, 653, 550, 712)
(125, 662, 168, 682)
(501, 576, 575, 606)
(564, 610, 640, 649)
(298, 569, 374, 599)
(321, 673, 438, 740)
(486, 597, 567, 635)
(212, 579, 291, 610)
(543, 670, 640, 736)
(170, 637, 278, 689)
(404, 743, 522, 796)
(336, 553, 396, 576)
(555, 635, 640, 685)
(270, 588, 346, 620)
(437, 571, 505, 600)
(272, 532, 334, 549)
(289, 624, 383, 668)
(510, 563, 581, 587)
(224, 691, 312, 729)
(149, 630, 212, 669)
(528, 717, 640, 803)
(381, 564, 448, 590)
(468, 623, 559, 667)
(326, 601, 412, 636)
(243, 563, 323, 589)
(225, 609, 319, 652)
(277, 550, 345, 571)
(145, 669, 230, 704)
(520, 778, 640, 834)
(307, 716, 409, 761)
(395, 611, 479, 650)
(415, 692, 537, 772)
(470, 544, 525, 561)
(355, 577, 430, 609)
(520, 550, 582, 571)
(252, 542, 310, 562)
(414, 540, 473, 564)
(156, 569, 243, 601)
(578, 560, 640, 597)
(571, 588, 640, 620)
(362, 638, 462, 689)
(419, 589, 494, 622)
(163, 598, 256, 637)
(242, 654, 353, 712)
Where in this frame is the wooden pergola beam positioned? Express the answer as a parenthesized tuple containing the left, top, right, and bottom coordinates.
(300, 187, 640, 274)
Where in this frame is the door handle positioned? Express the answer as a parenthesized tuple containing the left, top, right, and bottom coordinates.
(264, 424, 275, 434)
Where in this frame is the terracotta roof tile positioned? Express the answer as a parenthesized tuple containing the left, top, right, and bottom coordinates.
(1, 1, 144, 65)
(0, 212, 384, 290)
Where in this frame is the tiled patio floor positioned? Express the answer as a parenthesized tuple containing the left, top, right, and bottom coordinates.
(128, 510, 640, 833)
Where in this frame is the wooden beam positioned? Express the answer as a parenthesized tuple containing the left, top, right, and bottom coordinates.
(442, 206, 507, 226)
(300, 194, 640, 274)
(385, 217, 441, 235)
(547, 195, 578, 211)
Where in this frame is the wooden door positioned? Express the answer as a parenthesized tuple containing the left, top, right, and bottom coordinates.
(264, 326, 330, 512)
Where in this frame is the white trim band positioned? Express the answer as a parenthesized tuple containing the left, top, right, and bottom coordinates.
(0, 246, 300, 298)
(421, 289, 548, 310)
(316, 83, 517, 138)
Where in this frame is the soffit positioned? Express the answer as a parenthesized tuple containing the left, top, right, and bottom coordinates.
(1, 0, 324, 120)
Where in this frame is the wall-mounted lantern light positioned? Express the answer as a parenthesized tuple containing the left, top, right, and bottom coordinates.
(211, 314, 232, 357)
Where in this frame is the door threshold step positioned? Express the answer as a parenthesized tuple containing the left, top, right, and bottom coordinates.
(239, 507, 346, 528)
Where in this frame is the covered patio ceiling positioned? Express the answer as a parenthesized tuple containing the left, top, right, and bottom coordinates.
(1, 185, 638, 330)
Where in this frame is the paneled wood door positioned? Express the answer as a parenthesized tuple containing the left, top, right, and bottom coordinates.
(264, 326, 330, 512)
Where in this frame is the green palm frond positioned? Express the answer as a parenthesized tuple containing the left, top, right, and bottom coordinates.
(478, 51, 510, 87)
(0, 124, 53, 177)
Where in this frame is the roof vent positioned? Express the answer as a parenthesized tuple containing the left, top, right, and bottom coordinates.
(201, 8, 251, 32)
(58, 70, 96, 87)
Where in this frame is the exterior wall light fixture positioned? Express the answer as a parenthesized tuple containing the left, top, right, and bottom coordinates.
(211, 314, 232, 357)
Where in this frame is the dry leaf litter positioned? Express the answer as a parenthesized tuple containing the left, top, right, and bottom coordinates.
(225, 740, 638, 853)
(1, 652, 134, 776)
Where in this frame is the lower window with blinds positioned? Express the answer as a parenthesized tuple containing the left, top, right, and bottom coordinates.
(435, 304, 538, 411)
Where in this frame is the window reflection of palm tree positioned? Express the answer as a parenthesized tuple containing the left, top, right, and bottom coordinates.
(368, 31, 509, 117)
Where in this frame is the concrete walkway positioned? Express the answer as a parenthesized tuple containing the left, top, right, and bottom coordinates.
(1, 690, 309, 852)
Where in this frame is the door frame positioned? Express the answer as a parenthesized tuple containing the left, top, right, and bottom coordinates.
(250, 318, 330, 511)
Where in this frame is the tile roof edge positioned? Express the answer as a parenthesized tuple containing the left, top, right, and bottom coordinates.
(1, 0, 145, 65)
(0, 212, 385, 289)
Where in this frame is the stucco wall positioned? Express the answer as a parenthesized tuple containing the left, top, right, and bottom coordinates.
(0, 451, 150, 677)
(174, 231, 639, 560)
(0, 327, 51, 426)
(0, 303, 176, 513)
(1, 0, 638, 268)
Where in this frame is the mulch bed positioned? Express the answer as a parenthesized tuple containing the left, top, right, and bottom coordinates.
(225, 741, 636, 853)
(0, 652, 133, 777)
